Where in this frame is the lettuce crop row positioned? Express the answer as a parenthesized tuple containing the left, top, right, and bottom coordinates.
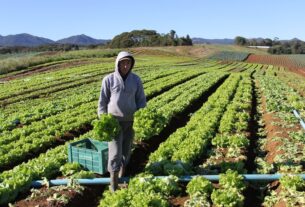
(0, 69, 215, 170)
(99, 174, 180, 207)
(0, 67, 202, 132)
(134, 72, 228, 141)
(256, 72, 305, 173)
(146, 74, 242, 175)
(184, 170, 246, 207)
(0, 63, 111, 99)
(144, 69, 205, 97)
(263, 175, 305, 207)
(0, 127, 100, 205)
(200, 73, 253, 174)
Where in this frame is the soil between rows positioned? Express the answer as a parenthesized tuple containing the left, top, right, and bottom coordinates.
(1, 71, 207, 172)
(10, 75, 228, 207)
(244, 73, 263, 207)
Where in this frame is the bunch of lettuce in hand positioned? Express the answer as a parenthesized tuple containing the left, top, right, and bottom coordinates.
(92, 114, 121, 142)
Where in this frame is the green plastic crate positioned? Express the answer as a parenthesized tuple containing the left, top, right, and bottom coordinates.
(68, 138, 108, 174)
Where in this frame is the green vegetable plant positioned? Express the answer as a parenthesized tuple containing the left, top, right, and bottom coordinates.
(211, 170, 246, 207)
(211, 188, 244, 207)
(218, 169, 246, 190)
(99, 173, 180, 207)
(184, 192, 211, 207)
(60, 162, 82, 176)
(92, 114, 121, 142)
(280, 175, 305, 191)
(264, 175, 305, 207)
(186, 176, 213, 197)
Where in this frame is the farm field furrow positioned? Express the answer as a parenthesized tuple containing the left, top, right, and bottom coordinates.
(0, 49, 304, 207)
(0, 68, 213, 171)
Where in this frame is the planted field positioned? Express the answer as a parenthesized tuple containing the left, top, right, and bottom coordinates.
(0, 48, 304, 207)
(247, 54, 294, 68)
(0, 49, 120, 76)
(246, 54, 305, 76)
(209, 51, 250, 62)
(287, 54, 305, 68)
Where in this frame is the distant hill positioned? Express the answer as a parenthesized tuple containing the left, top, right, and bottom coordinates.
(0, 33, 109, 47)
(1, 33, 302, 47)
(0, 33, 54, 47)
(56, 34, 110, 45)
(192, 38, 234, 45)
(279, 37, 302, 43)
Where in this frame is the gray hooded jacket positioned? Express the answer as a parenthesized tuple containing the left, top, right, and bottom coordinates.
(98, 51, 146, 121)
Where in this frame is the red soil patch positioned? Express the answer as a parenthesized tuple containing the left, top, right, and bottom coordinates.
(169, 195, 189, 207)
(12, 186, 79, 207)
(12, 185, 104, 207)
(246, 54, 305, 78)
(261, 99, 285, 164)
(270, 184, 287, 207)
(247, 54, 294, 68)
(260, 90, 300, 164)
(274, 200, 286, 207)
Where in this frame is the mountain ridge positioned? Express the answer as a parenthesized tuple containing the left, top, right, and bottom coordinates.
(0, 33, 303, 47)
(0, 33, 110, 47)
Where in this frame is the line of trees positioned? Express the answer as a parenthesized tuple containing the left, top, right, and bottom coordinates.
(108, 29, 192, 48)
(235, 36, 273, 47)
(267, 39, 305, 54)
(0, 44, 80, 54)
(234, 36, 305, 54)
(0, 30, 193, 54)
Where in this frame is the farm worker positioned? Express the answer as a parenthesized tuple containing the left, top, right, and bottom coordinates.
(97, 51, 146, 192)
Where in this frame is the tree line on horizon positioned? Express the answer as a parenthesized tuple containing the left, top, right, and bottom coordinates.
(107, 29, 193, 48)
(0, 44, 80, 54)
(235, 36, 305, 54)
(0, 30, 192, 54)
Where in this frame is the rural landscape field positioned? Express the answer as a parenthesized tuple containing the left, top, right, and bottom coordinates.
(0, 44, 304, 207)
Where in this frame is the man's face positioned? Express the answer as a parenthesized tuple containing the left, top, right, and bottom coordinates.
(118, 59, 132, 76)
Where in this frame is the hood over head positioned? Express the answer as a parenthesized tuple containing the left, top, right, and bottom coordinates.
(115, 51, 135, 74)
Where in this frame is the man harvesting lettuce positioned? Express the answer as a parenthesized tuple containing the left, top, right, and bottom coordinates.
(97, 51, 146, 192)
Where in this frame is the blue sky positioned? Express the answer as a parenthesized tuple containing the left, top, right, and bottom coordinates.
(1, 0, 304, 41)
